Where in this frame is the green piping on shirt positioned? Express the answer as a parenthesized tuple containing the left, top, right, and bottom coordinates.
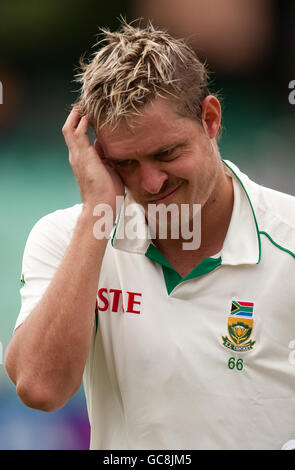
(111, 206, 122, 247)
(260, 231, 295, 259)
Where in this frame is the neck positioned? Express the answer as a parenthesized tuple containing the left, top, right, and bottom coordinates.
(153, 164, 234, 258)
(199, 167, 234, 253)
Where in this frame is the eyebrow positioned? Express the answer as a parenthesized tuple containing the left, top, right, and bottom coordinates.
(107, 140, 188, 163)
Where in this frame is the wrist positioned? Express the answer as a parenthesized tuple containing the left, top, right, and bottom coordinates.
(79, 203, 115, 242)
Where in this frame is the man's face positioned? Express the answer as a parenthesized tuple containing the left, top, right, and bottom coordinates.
(98, 97, 221, 215)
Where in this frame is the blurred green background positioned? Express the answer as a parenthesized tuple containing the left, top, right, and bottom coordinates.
(0, 0, 294, 449)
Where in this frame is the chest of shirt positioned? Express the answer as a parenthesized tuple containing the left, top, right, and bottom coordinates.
(95, 245, 295, 397)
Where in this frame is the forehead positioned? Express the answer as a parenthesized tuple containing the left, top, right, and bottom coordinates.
(98, 98, 199, 159)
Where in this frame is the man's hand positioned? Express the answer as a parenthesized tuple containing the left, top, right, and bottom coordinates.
(62, 105, 124, 210)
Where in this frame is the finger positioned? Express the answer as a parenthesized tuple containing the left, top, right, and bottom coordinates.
(75, 114, 90, 136)
(63, 108, 89, 151)
(62, 104, 82, 135)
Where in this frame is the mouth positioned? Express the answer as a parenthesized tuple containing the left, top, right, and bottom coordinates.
(148, 183, 183, 205)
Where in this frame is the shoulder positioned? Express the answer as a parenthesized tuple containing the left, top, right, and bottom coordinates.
(254, 184, 295, 257)
(24, 203, 83, 257)
(33, 203, 83, 232)
(226, 160, 295, 257)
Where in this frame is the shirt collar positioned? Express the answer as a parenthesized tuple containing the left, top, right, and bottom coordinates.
(111, 191, 151, 254)
(220, 160, 261, 265)
(111, 160, 261, 265)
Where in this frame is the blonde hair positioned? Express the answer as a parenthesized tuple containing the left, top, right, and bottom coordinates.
(75, 19, 211, 131)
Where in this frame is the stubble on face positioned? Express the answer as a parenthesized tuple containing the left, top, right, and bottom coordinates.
(97, 97, 229, 243)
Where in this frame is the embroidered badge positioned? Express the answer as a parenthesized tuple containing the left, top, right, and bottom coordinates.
(222, 301, 256, 352)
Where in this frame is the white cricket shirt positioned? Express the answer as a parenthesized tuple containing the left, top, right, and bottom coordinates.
(16, 161, 295, 450)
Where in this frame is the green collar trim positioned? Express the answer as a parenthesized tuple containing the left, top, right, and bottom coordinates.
(223, 160, 261, 264)
(145, 244, 221, 295)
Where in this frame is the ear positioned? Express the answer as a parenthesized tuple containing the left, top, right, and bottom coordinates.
(201, 95, 221, 139)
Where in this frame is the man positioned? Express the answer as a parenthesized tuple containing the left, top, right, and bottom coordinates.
(5, 20, 295, 450)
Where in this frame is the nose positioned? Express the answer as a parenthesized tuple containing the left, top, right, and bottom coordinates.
(140, 162, 168, 195)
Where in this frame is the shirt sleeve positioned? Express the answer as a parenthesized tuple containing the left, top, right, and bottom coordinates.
(15, 205, 82, 330)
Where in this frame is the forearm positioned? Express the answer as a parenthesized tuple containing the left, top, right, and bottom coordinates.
(5, 206, 108, 411)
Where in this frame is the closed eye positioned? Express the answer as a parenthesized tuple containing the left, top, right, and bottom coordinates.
(155, 141, 188, 161)
(156, 148, 179, 161)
